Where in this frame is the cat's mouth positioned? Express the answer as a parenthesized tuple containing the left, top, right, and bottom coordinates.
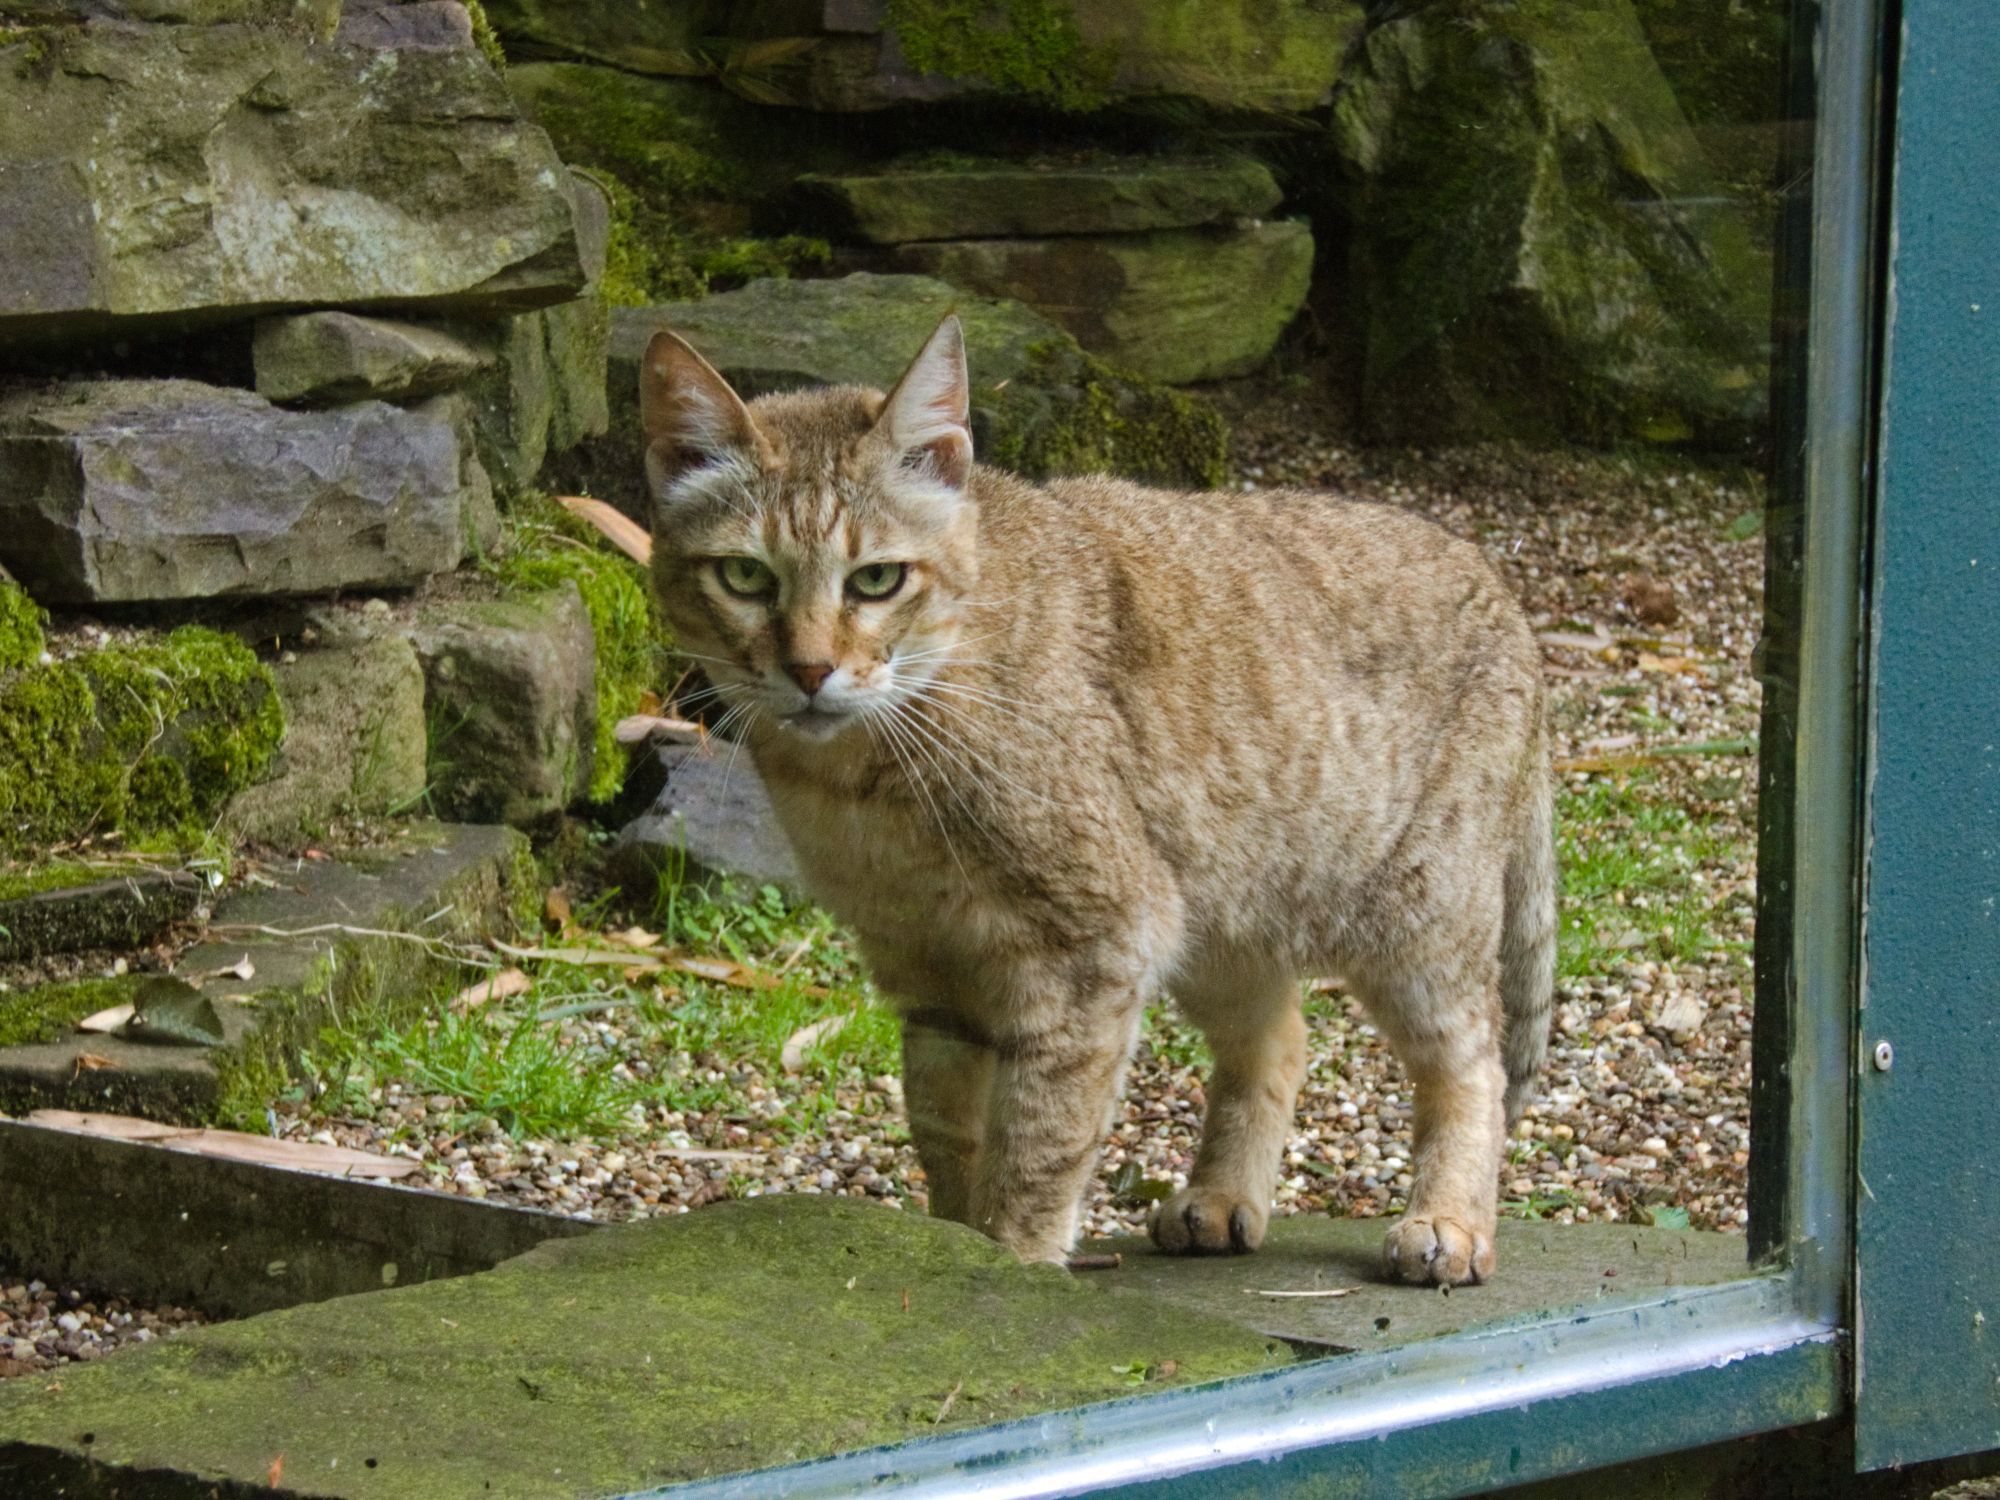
(778, 704, 857, 741)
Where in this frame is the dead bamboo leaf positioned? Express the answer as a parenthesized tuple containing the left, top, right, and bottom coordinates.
(1245, 1286, 1361, 1299)
(1537, 627, 1615, 653)
(268, 1453, 285, 1488)
(24, 1110, 419, 1178)
(27, 1109, 176, 1140)
(781, 1013, 850, 1073)
(605, 926, 662, 952)
(614, 713, 706, 745)
(192, 954, 255, 984)
(933, 1379, 963, 1425)
(75, 1004, 136, 1034)
(555, 495, 653, 565)
(494, 940, 666, 970)
(449, 968, 531, 1014)
(1636, 652, 1697, 675)
(73, 1053, 121, 1073)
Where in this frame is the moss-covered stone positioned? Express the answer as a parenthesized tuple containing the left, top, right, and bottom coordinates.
(0, 866, 202, 962)
(0, 974, 141, 1049)
(895, 221, 1314, 384)
(594, 274, 1227, 506)
(1329, 0, 1771, 446)
(0, 1197, 1286, 1496)
(0, 627, 283, 854)
(490, 510, 662, 805)
(0, 575, 43, 672)
(886, 0, 1113, 111)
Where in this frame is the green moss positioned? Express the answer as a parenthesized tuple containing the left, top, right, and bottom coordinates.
(0, 974, 140, 1049)
(0, 627, 283, 855)
(989, 340, 1228, 487)
(0, 579, 44, 673)
(491, 504, 667, 804)
(462, 0, 508, 71)
(885, 0, 1113, 111)
(0, 859, 130, 903)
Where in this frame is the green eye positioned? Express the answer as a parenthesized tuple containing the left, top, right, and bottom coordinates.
(848, 562, 907, 600)
(716, 556, 775, 598)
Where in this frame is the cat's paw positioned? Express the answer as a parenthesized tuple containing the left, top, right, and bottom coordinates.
(1150, 1188, 1268, 1255)
(1382, 1214, 1495, 1285)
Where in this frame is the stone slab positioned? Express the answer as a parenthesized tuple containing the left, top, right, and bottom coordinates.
(0, 868, 202, 963)
(1083, 1215, 1751, 1354)
(795, 155, 1284, 243)
(0, 380, 489, 603)
(0, 1196, 1287, 1496)
(0, 22, 587, 348)
(893, 220, 1316, 384)
(611, 741, 802, 897)
(222, 635, 430, 845)
(252, 312, 495, 406)
(0, 823, 531, 1121)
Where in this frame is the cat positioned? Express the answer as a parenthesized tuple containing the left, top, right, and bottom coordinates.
(638, 315, 1555, 1285)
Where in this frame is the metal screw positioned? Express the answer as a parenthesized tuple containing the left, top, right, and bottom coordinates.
(1872, 1039, 1895, 1072)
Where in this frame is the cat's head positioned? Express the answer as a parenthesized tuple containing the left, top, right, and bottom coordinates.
(639, 316, 980, 744)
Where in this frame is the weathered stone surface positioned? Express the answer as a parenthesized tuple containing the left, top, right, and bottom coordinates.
(0, 823, 533, 1121)
(223, 635, 429, 844)
(410, 585, 597, 825)
(894, 221, 1314, 384)
(797, 155, 1283, 243)
(0, 23, 587, 347)
(334, 0, 477, 50)
(0, 0, 332, 21)
(611, 741, 802, 898)
(0, 380, 490, 603)
(568, 273, 1227, 508)
(0, 868, 202, 963)
(719, 0, 1364, 113)
(0, 1196, 1285, 1497)
(1328, 0, 1771, 444)
(482, 0, 705, 73)
(253, 312, 495, 406)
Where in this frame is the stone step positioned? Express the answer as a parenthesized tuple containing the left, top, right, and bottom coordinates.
(0, 1200, 1748, 1496)
(0, 866, 203, 966)
(0, 823, 533, 1123)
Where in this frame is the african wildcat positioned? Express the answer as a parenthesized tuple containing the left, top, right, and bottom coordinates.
(640, 316, 1554, 1285)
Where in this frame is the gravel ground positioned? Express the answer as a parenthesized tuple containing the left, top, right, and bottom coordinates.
(0, 1274, 206, 1380)
(261, 412, 1768, 1247)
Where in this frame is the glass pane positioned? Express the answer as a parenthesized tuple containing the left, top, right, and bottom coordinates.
(0, 0, 1823, 1488)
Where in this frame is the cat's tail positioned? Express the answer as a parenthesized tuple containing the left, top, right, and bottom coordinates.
(1500, 750, 1558, 1127)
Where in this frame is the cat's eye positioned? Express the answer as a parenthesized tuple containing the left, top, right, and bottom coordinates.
(715, 556, 776, 598)
(847, 562, 907, 600)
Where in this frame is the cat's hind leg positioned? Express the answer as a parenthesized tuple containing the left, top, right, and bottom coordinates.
(1150, 959, 1307, 1256)
(1351, 964, 1507, 1286)
(900, 1012, 995, 1226)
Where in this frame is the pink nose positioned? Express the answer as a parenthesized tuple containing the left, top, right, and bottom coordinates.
(786, 662, 834, 695)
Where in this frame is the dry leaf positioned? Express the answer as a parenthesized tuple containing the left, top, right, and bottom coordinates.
(781, 1013, 851, 1073)
(193, 954, 256, 983)
(495, 940, 665, 970)
(614, 714, 706, 745)
(604, 926, 662, 951)
(1637, 652, 1697, 675)
(1246, 1286, 1360, 1299)
(76, 1004, 136, 1034)
(28, 1110, 176, 1140)
(1555, 753, 1651, 774)
(449, 968, 531, 1014)
(555, 495, 653, 565)
(73, 1053, 120, 1073)
(1537, 627, 1615, 652)
(544, 889, 573, 928)
(267, 1454, 284, 1488)
(27, 1110, 418, 1177)
(637, 689, 664, 717)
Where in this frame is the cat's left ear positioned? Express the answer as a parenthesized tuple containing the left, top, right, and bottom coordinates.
(876, 314, 972, 492)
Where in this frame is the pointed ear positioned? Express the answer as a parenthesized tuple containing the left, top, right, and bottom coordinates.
(638, 330, 775, 498)
(875, 314, 972, 492)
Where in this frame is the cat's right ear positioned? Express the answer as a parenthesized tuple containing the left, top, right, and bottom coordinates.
(638, 330, 776, 501)
(876, 314, 972, 494)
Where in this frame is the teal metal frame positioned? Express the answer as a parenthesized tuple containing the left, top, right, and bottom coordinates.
(625, 0, 1999, 1490)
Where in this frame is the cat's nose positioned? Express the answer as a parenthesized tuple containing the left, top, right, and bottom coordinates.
(786, 661, 835, 695)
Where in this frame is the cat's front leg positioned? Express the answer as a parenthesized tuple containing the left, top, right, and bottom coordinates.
(898, 1010, 995, 1225)
(966, 999, 1143, 1264)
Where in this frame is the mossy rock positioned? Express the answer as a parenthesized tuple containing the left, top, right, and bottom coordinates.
(1329, 0, 1772, 446)
(895, 221, 1315, 384)
(0, 973, 144, 1050)
(0, 866, 202, 963)
(0, 575, 43, 673)
(0, 1196, 1287, 1496)
(586, 273, 1226, 508)
(0, 626, 282, 855)
(794, 153, 1283, 243)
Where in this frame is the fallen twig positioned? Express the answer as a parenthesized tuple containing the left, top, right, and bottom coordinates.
(1064, 1253, 1123, 1272)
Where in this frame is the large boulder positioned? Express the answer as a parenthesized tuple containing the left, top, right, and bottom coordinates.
(0, 0, 331, 20)
(893, 222, 1314, 384)
(0, 381, 495, 604)
(1328, 0, 1771, 445)
(0, 21, 589, 349)
(252, 314, 496, 406)
(560, 272, 1228, 507)
(480, 0, 707, 73)
(715, 0, 1365, 114)
(793, 155, 1283, 243)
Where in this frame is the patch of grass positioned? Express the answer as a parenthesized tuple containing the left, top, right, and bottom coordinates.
(1556, 772, 1741, 981)
(1140, 1001, 1211, 1072)
(1500, 1185, 1583, 1221)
